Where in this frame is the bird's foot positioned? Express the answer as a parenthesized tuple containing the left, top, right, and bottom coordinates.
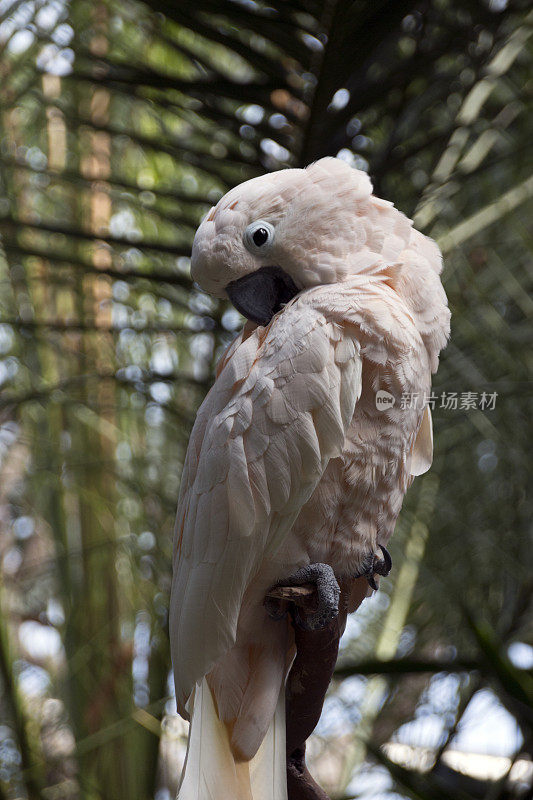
(264, 563, 340, 631)
(357, 544, 392, 590)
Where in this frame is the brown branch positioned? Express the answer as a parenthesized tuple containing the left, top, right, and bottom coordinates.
(267, 576, 369, 800)
(266, 585, 315, 604)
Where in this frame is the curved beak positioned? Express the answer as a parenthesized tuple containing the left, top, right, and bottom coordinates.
(226, 266, 299, 326)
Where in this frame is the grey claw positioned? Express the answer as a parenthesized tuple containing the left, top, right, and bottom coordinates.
(366, 574, 379, 591)
(356, 545, 392, 591)
(267, 563, 340, 631)
(374, 545, 392, 576)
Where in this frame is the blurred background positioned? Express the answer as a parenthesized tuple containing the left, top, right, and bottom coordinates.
(0, 0, 532, 798)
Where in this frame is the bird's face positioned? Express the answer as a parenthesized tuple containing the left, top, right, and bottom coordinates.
(191, 159, 374, 326)
(191, 170, 302, 326)
(191, 194, 298, 326)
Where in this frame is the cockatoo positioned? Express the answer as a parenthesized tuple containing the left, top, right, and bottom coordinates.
(170, 157, 450, 799)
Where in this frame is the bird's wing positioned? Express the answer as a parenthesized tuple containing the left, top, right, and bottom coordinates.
(170, 300, 362, 713)
(410, 405, 433, 476)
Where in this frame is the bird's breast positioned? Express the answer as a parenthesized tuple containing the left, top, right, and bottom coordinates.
(289, 368, 422, 577)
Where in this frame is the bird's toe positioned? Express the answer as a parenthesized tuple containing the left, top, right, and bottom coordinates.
(356, 545, 392, 590)
(265, 563, 340, 631)
(373, 545, 392, 576)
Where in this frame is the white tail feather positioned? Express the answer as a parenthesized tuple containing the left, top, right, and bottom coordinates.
(177, 677, 287, 800)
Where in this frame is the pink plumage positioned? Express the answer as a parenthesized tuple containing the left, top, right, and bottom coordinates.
(170, 158, 450, 799)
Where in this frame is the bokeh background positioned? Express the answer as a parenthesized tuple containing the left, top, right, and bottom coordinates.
(0, 0, 532, 798)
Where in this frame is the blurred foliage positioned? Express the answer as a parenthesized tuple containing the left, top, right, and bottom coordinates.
(0, 1, 531, 799)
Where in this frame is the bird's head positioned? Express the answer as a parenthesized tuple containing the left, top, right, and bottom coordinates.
(191, 157, 449, 363)
(191, 157, 374, 326)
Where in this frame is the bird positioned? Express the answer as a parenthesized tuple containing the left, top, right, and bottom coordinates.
(170, 157, 450, 799)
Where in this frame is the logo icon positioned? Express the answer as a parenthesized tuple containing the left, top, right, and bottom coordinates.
(375, 390, 395, 411)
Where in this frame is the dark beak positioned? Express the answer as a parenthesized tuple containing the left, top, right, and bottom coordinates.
(226, 266, 299, 326)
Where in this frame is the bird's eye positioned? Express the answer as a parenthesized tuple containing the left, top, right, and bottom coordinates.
(243, 220, 274, 254)
(253, 227, 269, 246)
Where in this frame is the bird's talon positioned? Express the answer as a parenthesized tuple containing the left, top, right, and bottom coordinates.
(356, 545, 392, 591)
(373, 544, 392, 577)
(266, 563, 340, 631)
(367, 574, 378, 591)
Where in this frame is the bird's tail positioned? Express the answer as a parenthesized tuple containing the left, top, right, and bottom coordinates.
(177, 676, 287, 800)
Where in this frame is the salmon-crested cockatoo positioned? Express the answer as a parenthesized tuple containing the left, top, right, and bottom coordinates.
(170, 157, 450, 800)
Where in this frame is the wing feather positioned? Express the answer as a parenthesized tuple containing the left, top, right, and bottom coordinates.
(170, 299, 362, 714)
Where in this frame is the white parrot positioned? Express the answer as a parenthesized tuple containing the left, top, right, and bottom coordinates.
(170, 157, 450, 799)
